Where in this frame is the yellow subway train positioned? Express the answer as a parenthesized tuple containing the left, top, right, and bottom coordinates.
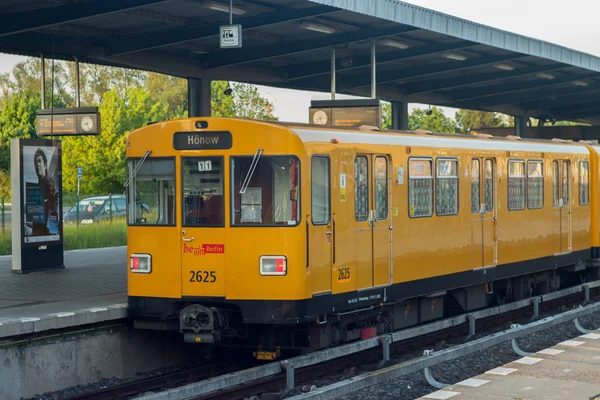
(125, 117, 600, 358)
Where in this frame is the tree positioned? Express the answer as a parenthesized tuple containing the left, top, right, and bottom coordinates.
(0, 90, 41, 170)
(0, 169, 10, 199)
(409, 107, 456, 133)
(61, 87, 167, 194)
(455, 109, 505, 133)
(382, 102, 392, 129)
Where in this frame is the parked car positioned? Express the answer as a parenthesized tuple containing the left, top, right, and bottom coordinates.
(63, 195, 148, 224)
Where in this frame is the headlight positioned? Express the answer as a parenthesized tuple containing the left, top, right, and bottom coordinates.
(260, 256, 287, 276)
(131, 254, 152, 274)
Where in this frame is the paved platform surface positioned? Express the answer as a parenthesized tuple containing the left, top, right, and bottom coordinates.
(419, 330, 600, 400)
(0, 247, 127, 338)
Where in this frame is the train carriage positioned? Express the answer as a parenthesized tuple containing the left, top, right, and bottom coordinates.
(126, 117, 599, 358)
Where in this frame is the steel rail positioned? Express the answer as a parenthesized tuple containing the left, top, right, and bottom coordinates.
(289, 301, 600, 399)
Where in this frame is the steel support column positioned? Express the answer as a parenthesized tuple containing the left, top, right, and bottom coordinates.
(515, 115, 527, 137)
(392, 101, 408, 130)
(188, 78, 211, 118)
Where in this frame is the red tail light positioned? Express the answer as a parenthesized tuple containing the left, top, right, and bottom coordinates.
(260, 256, 287, 276)
(130, 254, 152, 274)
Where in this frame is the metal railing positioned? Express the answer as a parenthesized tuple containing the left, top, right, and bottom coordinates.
(139, 280, 600, 400)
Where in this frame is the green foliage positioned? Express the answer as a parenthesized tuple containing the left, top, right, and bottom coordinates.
(0, 90, 41, 170)
(0, 219, 127, 255)
(0, 169, 10, 199)
(0, 58, 278, 198)
(382, 102, 392, 129)
(455, 109, 505, 133)
(409, 107, 456, 134)
(62, 87, 167, 194)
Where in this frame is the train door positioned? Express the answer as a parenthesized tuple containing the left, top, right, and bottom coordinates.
(560, 160, 572, 254)
(481, 158, 497, 267)
(180, 156, 227, 297)
(471, 158, 497, 268)
(372, 155, 392, 287)
(353, 155, 373, 289)
(310, 155, 332, 294)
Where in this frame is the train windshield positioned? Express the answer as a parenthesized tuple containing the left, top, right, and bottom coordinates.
(126, 158, 176, 225)
(231, 156, 300, 226)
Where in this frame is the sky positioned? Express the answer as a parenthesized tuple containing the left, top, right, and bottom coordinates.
(1, 0, 599, 123)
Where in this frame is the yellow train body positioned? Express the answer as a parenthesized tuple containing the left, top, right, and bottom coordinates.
(126, 117, 598, 350)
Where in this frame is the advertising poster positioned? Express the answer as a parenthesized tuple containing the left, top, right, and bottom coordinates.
(22, 143, 61, 243)
(11, 138, 64, 273)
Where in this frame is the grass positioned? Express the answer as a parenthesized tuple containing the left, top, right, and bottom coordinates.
(0, 218, 127, 256)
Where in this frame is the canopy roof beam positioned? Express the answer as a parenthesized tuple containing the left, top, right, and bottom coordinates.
(405, 64, 566, 96)
(336, 53, 527, 90)
(0, 0, 169, 38)
(205, 26, 422, 68)
(108, 5, 336, 56)
(284, 39, 477, 81)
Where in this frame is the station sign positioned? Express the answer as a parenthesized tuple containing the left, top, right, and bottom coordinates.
(309, 99, 382, 129)
(173, 131, 233, 150)
(36, 107, 101, 136)
(220, 24, 242, 49)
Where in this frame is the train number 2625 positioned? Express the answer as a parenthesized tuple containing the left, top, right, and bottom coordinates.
(189, 270, 216, 283)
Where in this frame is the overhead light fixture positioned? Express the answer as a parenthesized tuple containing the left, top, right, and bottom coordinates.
(536, 72, 555, 80)
(442, 52, 467, 61)
(493, 63, 514, 71)
(573, 80, 589, 87)
(300, 21, 336, 34)
(379, 38, 409, 49)
(203, 1, 246, 15)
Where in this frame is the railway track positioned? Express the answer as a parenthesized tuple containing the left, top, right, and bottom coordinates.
(64, 361, 234, 400)
(70, 284, 599, 400)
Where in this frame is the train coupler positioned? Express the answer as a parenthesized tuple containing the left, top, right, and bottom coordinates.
(253, 346, 281, 360)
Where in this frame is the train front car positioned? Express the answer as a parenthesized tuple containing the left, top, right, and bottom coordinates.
(126, 118, 309, 358)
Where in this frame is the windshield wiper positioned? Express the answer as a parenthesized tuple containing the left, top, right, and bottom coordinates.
(124, 150, 152, 187)
(239, 148, 263, 194)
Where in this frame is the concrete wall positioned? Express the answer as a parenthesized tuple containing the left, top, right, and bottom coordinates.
(0, 327, 194, 399)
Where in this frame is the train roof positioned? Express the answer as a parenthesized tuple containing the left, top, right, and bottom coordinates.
(273, 122, 592, 155)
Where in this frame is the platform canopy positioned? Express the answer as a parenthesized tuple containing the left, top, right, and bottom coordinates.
(1, 0, 600, 123)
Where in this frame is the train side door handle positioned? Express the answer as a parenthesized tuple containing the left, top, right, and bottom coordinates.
(182, 231, 194, 242)
(326, 231, 332, 243)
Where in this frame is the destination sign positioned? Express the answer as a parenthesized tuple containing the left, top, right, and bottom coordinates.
(173, 131, 233, 150)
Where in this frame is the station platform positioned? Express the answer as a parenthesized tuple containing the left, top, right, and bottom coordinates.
(0, 246, 127, 338)
(419, 331, 600, 400)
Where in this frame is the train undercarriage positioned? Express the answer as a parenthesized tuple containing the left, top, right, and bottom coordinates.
(148, 262, 600, 361)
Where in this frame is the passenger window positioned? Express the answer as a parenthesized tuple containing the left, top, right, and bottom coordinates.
(375, 157, 388, 220)
(508, 160, 525, 211)
(436, 159, 458, 216)
(471, 159, 480, 213)
(527, 160, 543, 209)
(183, 157, 224, 227)
(580, 161, 589, 206)
(409, 158, 433, 218)
(311, 156, 330, 225)
(562, 161, 569, 206)
(127, 158, 175, 226)
(484, 159, 494, 213)
(552, 161, 559, 207)
(354, 156, 369, 222)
